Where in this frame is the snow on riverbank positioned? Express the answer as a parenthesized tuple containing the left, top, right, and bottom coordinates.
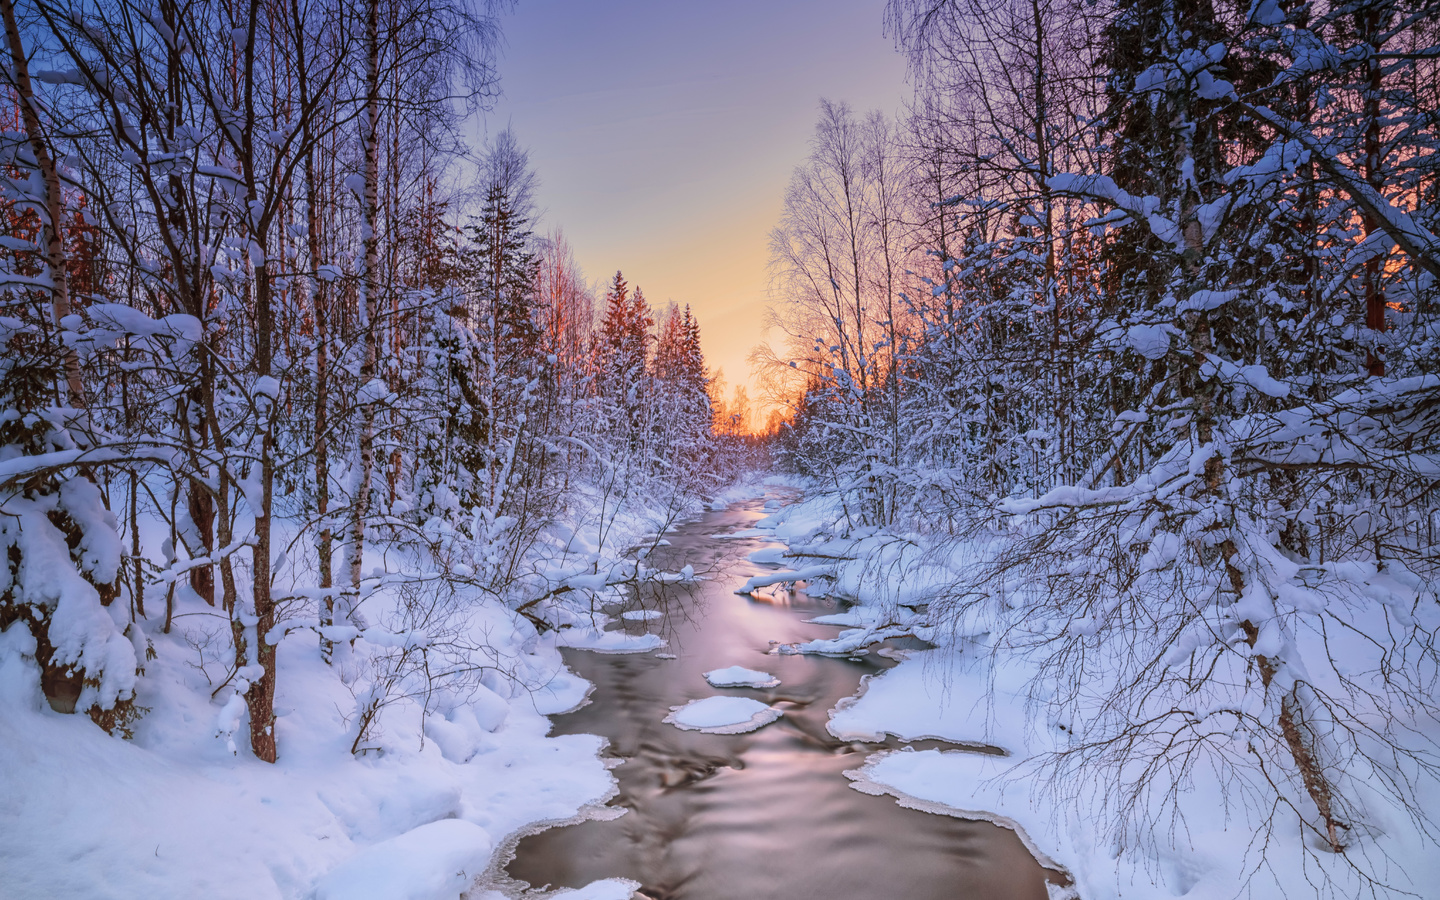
(0, 612, 613, 900)
(0, 474, 772, 899)
(756, 484, 1440, 900)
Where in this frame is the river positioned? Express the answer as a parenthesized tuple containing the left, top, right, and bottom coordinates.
(499, 491, 1058, 900)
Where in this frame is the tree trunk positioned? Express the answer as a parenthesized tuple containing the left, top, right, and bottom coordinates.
(345, 0, 383, 637)
(188, 472, 216, 604)
(1173, 67, 1345, 851)
(1361, 8, 1386, 377)
(234, 0, 276, 763)
(291, 0, 334, 663)
(1, 0, 85, 409)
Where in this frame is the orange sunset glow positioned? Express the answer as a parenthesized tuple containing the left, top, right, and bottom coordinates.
(481, 0, 910, 428)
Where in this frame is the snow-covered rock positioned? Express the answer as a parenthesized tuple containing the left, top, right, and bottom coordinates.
(663, 696, 782, 734)
(703, 666, 780, 689)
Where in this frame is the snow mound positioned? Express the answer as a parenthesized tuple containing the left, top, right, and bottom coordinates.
(619, 609, 662, 622)
(703, 666, 780, 689)
(313, 819, 492, 900)
(845, 749, 1065, 875)
(663, 697, 782, 734)
(555, 628, 664, 654)
(746, 546, 788, 564)
(547, 878, 641, 899)
(826, 648, 1018, 744)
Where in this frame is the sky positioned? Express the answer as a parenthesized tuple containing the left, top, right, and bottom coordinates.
(477, 0, 912, 425)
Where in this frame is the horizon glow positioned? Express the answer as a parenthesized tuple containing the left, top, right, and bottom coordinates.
(477, 0, 911, 427)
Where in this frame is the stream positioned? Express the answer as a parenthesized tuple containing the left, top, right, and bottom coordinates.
(501, 492, 1058, 900)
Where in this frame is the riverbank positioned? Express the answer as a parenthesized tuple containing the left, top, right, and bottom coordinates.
(498, 487, 1056, 900)
(0, 477, 765, 900)
(752, 486, 1440, 900)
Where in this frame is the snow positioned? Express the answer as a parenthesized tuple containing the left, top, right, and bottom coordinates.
(555, 627, 665, 654)
(312, 819, 492, 900)
(745, 546, 789, 564)
(0, 616, 617, 900)
(663, 696, 783, 734)
(759, 486, 1440, 900)
(846, 750, 1064, 873)
(703, 666, 780, 689)
(619, 609, 663, 621)
(0, 489, 136, 712)
(87, 303, 202, 344)
(0, 465, 726, 900)
(544, 879, 641, 899)
(1123, 323, 1170, 360)
(839, 636, 1440, 900)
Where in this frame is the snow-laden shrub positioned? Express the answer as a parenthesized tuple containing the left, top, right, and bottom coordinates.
(0, 334, 137, 731)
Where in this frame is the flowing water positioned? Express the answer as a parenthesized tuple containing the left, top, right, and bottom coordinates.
(502, 493, 1059, 900)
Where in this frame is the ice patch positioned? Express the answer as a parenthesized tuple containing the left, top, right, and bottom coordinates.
(663, 697, 783, 734)
(555, 628, 665, 654)
(703, 666, 780, 689)
(547, 878, 641, 899)
(619, 610, 663, 622)
(805, 611, 868, 627)
(711, 528, 767, 540)
(827, 648, 1023, 744)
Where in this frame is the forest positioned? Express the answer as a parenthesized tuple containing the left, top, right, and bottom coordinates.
(0, 0, 766, 753)
(755, 0, 1440, 895)
(1, 0, 1437, 897)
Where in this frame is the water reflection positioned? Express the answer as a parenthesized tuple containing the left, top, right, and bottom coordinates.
(501, 496, 1058, 900)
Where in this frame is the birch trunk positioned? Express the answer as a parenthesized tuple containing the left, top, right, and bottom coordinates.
(1, 0, 85, 409)
(290, 0, 334, 663)
(345, 0, 382, 638)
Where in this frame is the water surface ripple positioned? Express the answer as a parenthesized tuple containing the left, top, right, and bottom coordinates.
(504, 495, 1055, 900)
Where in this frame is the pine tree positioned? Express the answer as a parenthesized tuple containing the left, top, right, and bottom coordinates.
(595, 271, 654, 449)
(468, 180, 539, 368)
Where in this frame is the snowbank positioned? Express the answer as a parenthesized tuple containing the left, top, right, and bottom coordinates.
(0, 471, 715, 900)
(312, 819, 493, 900)
(758, 486, 1440, 900)
(0, 613, 615, 900)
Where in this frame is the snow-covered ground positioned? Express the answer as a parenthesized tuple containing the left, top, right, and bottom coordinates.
(15, 469, 1429, 900)
(0, 603, 612, 900)
(754, 484, 1440, 900)
(0, 474, 773, 900)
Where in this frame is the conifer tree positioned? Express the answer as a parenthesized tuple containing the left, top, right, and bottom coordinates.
(595, 271, 654, 449)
